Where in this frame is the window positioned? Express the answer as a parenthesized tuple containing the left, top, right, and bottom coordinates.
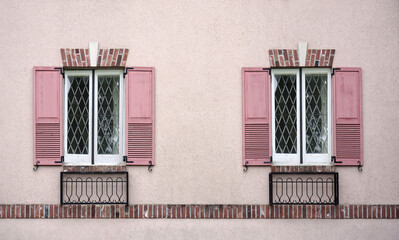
(242, 67, 362, 167)
(271, 68, 331, 165)
(33, 67, 155, 167)
(64, 70, 124, 165)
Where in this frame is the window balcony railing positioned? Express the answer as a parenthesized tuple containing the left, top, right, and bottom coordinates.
(60, 171, 128, 205)
(269, 172, 338, 205)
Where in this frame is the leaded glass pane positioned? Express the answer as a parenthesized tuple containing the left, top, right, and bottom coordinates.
(305, 74, 328, 153)
(97, 75, 120, 155)
(275, 75, 297, 153)
(67, 76, 90, 154)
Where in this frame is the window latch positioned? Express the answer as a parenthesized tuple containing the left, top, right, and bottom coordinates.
(54, 156, 64, 164)
(123, 156, 134, 164)
(331, 156, 342, 164)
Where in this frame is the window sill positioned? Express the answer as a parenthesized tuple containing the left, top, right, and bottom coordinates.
(62, 165, 127, 173)
(271, 165, 335, 173)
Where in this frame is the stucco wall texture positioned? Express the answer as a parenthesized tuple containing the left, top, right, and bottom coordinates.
(0, 0, 398, 209)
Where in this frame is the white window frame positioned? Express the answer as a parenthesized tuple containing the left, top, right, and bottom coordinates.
(271, 68, 332, 165)
(63, 69, 124, 165)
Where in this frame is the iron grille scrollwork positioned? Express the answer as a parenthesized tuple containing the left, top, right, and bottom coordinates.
(60, 172, 128, 205)
(269, 172, 338, 205)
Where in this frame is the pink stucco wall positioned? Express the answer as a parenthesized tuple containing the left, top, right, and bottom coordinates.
(0, 0, 398, 237)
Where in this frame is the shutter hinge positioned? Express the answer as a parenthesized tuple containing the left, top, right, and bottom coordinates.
(331, 156, 342, 164)
(123, 67, 134, 78)
(264, 156, 273, 164)
(262, 68, 271, 75)
(54, 67, 65, 78)
(331, 68, 341, 76)
(54, 156, 64, 164)
(123, 156, 134, 164)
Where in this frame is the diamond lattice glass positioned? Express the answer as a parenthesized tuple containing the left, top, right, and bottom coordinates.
(67, 76, 90, 154)
(274, 75, 297, 153)
(305, 74, 328, 153)
(97, 75, 120, 155)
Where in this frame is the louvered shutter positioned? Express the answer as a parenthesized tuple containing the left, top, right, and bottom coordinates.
(125, 68, 155, 165)
(242, 68, 271, 166)
(33, 67, 63, 166)
(333, 68, 362, 166)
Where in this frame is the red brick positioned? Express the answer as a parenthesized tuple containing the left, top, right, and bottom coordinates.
(15, 205, 21, 218)
(395, 205, 399, 218)
(214, 206, 219, 219)
(34, 205, 39, 218)
(54, 205, 58, 219)
(279, 56, 285, 67)
(283, 206, 288, 219)
(260, 205, 265, 219)
(361, 205, 366, 219)
(372, 205, 376, 219)
(307, 205, 311, 219)
(100, 206, 106, 218)
(207, 205, 213, 219)
(349, 205, 353, 218)
(268, 205, 273, 219)
(138, 205, 143, 218)
(10, 205, 15, 218)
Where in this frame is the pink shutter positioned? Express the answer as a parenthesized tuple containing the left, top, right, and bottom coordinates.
(242, 68, 271, 166)
(125, 67, 155, 165)
(333, 68, 362, 166)
(33, 67, 63, 166)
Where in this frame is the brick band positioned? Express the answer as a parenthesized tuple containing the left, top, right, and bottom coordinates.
(0, 204, 397, 219)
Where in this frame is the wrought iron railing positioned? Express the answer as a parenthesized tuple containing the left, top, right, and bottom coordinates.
(269, 172, 338, 205)
(60, 172, 128, 205)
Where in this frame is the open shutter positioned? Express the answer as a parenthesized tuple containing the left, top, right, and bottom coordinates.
(242, 68, 271, 166)
(125, 67, 155, 165)
(333, 68, 362, 166)
(33, 67, 63, 166)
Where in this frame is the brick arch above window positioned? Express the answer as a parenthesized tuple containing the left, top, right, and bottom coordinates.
(269, 49, 335, 67)
(60, 48, 129, 67)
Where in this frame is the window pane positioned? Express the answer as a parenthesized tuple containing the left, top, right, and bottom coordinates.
(275, 75, 297, 153)
(305, 74, 328, 153)
(97, 75, 120, 155)
(67, 76, 90, 154)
